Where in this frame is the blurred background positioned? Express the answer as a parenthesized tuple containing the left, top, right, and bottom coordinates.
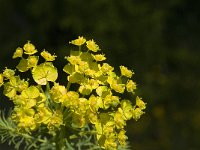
(0, 0, 200, 149)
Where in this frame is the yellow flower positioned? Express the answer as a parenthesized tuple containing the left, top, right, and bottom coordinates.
(132, 108, 144, 121)
(62, 91, 79, 108)
(23, 41, 37, 55)
(103, 95, 120, 109)
(118, 129, 128, 146)
(35, 107, 52, 124)
(86, 39, 100, 52)
(101, 63, 114, 73)
(69, 36, 86, 46)
(121, 100, 133, 120)
(89, 95, 103, 112)
(50, 83, 67, 103)
(120, 66, 133, 78)
(126, 80, 136, 93)
(12, 47, 23, 58)
(47, 110, 63, 131)
(87, 109, 98, 124)
(27, 56, 39, 68)
(110, 80, 125, 93)
(18, 116, 36, 131)
(92, 54, 106, 61)
(114, 111, 126, 129)
(136, 96, 146, 110)
(41, 50, 57, 61)
(3, 68, 15, 79)
(66, 56, 81, 65)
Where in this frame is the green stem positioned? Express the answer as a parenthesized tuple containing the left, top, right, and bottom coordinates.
(67, 82, 71, 91)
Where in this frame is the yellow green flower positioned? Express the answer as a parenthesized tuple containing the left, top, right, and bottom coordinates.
(86, 39, 100, 52)
(20, 86, 40, 108)
(50, 83, 67, 103)
(110, 80, 125, 93)
(89, 95, 103, 112)
(66, 55, 82, 65)
(126, 80, 136, 93)
(118, 129, 128, 146)
(23, 41, 37, 55)
(35, 107, 52, 124)
(92, 54, 106, 61)
(3, 68, 15, 79)
(47, 110, 63, 131)
(136, 96, 146, 110)
(69, 36, 86, 46)
(12, 47, 23, 58)
(101, 63, 114, 73)
(114, 111, 126, 129)
(41, 50, 57, 61)
(132, 108, 144, 121)
(75, 98, 88, 114)
(18, 116, 36, 131)
(120, 66, 133, 78)
(27, 56, 39, 68)
(62, 91, 79, 108)
(120, 100, 133, 120)
(87, 109, 98, 124)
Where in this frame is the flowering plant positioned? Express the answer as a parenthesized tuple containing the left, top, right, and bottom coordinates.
(0, 36, 146, 150)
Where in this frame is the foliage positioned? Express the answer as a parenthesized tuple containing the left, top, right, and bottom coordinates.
(0, 36, 146, 150)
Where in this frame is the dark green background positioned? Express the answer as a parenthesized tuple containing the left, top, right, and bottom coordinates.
(0, 0, 200, 149)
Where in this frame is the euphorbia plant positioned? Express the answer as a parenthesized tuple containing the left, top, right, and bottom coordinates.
(0, 36, 146, 150)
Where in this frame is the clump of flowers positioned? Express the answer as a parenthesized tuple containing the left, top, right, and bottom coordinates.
(0, 36, 146, 150)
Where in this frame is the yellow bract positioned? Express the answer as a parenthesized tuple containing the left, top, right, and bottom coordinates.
(13, 47, 23, 58)
(32, 63, 58, 85)
(16, 59, 29, 72)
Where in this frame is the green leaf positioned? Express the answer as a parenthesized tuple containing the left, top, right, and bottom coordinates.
(70, 50, 79, 56)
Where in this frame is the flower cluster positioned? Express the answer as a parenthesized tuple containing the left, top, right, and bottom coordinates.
(0, 36, 146, 150)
